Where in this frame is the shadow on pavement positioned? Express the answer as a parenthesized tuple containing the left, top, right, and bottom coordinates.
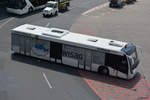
(59, 9, 70, 13)
(11, 53, 81, 76)
(0, 8, 11, 21)
(0, 7, 42, 21)
(79, 70, 142, 90)
(11, 9, 43, 19)
(11, 53, 141, 90)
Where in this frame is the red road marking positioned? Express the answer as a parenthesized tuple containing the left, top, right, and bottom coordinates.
(79, 70, 150, 100)
(70, 10, 150, 100)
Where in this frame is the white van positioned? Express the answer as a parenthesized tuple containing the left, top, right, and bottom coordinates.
(43, 1, 58, 17)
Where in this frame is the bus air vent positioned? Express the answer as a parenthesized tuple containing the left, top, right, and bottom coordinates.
(42, 28, 69, 38)
(88, 38, 98, 42)
(27, 27, 36, 30)
(51, 30, 64, 34)
(109, 41, 123, 47)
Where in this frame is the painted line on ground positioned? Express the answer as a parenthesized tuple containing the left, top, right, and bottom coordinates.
(82, 2, 109, 15)
(42, 72, 52, 89)
(0, 17, 14, 29)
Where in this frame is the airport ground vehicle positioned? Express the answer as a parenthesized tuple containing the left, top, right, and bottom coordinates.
(109, 0, 125, 8)
(126, 0, 136, 4)
(109, 0, 136, 8)
(11, 24, 140, 79)
(6, 0, 49, 15)
(42, 1, 58, 17)
(50, 0, 70, 11)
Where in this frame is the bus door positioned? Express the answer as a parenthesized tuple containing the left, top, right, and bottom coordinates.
(85, 50, 92, 71)
(19, 35, 25, 54)
(25, 36, 31, 56)
(50, 41, 62, 63)
(78, 49, 84, 69)
(91, 51, 105, 72)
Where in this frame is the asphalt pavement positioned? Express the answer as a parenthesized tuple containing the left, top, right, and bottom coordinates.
(0, 0, 107, 100)
(70, 0, 150, 99)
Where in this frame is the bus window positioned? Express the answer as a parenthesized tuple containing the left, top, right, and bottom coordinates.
(129, 50, 139, 70)
(105, 53, 118, 70)
(8, 0, 26, 9)
(105, 53, 128, 74)
(92, 51, 105, 64)
(29, 0, 47, 7)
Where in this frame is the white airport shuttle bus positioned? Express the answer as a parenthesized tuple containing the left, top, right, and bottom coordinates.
(7, 0, 49, 15)
(11, 24, 140, 79)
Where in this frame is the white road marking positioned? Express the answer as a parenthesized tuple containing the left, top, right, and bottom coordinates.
(82, 2, 109, 15)
(42, 72, 52, 89)
(45, 22, 50, 27)
(0, 17, 14, 29)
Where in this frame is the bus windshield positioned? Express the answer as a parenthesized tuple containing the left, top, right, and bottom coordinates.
(8, 0, 26, 9)
(121, 43, 139, 70)
(128, 50, 139, 70)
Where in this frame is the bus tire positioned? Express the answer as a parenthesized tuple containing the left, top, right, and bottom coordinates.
(98, 66, 109, 75)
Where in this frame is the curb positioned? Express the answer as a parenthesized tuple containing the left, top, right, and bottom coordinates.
(82, 2, 109, 15)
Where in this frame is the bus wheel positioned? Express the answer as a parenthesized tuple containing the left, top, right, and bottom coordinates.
(98, 66, 109, 75)
(29, 7, 33, 13)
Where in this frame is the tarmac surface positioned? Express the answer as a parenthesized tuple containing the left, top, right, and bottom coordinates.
(70, 0, 150, 99)
(0, 0, 150, 99)
(0, 0, 107, 100)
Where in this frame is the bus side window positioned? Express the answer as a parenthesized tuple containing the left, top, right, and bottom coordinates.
(105, 53, 119, 70)
(105, 53, 128, 74)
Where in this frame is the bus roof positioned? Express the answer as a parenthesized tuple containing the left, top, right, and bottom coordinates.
(47, 1, 57, 4)
(12, 24, 128, 53)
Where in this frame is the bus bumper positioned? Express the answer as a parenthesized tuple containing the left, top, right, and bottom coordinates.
(6, 8, 25, 15)
(128, 64, 140, 79)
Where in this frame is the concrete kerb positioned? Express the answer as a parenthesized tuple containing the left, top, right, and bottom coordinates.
(70, 2, 109, 33)
(82, 2, 109, 16)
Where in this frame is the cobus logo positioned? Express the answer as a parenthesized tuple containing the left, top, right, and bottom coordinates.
(34, 44, 48, 52)
(31, 44, 48, 57)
